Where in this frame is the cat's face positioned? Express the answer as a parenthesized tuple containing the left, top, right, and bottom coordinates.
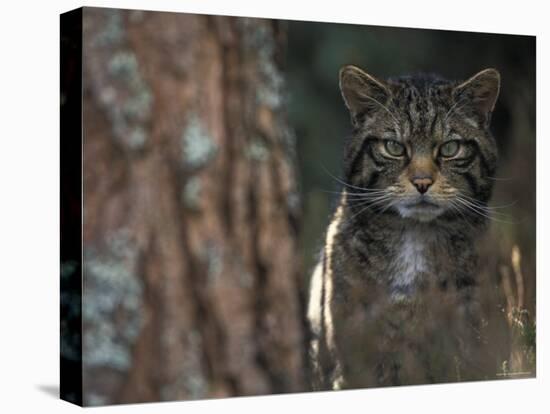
(339, 66, 500, 223)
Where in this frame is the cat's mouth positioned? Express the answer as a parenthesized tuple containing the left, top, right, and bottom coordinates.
(395, 198, 446, 222)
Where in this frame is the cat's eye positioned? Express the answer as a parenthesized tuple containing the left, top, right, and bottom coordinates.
(439, 140, 461, 158)
(384, 140, 406, 157)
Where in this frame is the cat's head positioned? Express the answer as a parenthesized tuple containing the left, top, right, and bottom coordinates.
(339, 65, 500, 223)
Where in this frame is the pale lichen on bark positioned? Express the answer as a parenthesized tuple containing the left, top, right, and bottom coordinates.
(81, 11, 306, 404)
(85, 8, 153, 151)
(182, 175, 202, 210)
(180, 114, 218, 169)
(82, 229, 143, 404)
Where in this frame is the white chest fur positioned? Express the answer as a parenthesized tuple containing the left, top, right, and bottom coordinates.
(389, 227, 436, 293)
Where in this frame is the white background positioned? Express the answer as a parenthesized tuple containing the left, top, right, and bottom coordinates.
(0, 0, 546, 412)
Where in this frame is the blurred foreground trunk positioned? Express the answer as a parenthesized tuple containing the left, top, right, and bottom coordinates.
(82, 8, 304, 405)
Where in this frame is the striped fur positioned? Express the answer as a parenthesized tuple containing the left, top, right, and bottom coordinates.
(308, 67, 500, 389)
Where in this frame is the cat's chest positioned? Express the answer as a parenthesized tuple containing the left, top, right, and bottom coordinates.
(386, 227, 441, 294)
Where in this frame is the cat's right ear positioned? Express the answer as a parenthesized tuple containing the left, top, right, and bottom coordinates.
(339, 65, 391, 126)
(452, 68, 500, 128)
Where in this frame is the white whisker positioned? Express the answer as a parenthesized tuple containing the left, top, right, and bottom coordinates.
(320, 165, 380, 193)
(454, 196, 517, 224)
(358, 94, 401, 133)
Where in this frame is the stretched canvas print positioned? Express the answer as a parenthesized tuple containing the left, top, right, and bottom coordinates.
(60, 6, 536, 406)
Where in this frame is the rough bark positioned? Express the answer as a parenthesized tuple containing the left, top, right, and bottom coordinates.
(81, 8, 304, 405)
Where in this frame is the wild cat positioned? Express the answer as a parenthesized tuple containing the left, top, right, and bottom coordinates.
(308, 65, 500, 390)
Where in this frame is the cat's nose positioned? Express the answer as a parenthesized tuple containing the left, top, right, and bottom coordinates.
(411, 176, 433, 194)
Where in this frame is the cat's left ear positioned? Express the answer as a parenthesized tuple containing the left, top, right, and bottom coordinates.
(339, 65, 391, 126)
(452, 68, 500, 127)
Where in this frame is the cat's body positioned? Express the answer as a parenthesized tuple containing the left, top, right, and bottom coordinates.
(308, 67, 500, 389)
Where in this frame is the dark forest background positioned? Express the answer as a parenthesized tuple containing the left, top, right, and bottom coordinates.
(61, 8, 536, 406)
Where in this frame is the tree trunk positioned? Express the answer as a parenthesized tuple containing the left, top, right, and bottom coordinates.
(81, 8, 305, 405)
